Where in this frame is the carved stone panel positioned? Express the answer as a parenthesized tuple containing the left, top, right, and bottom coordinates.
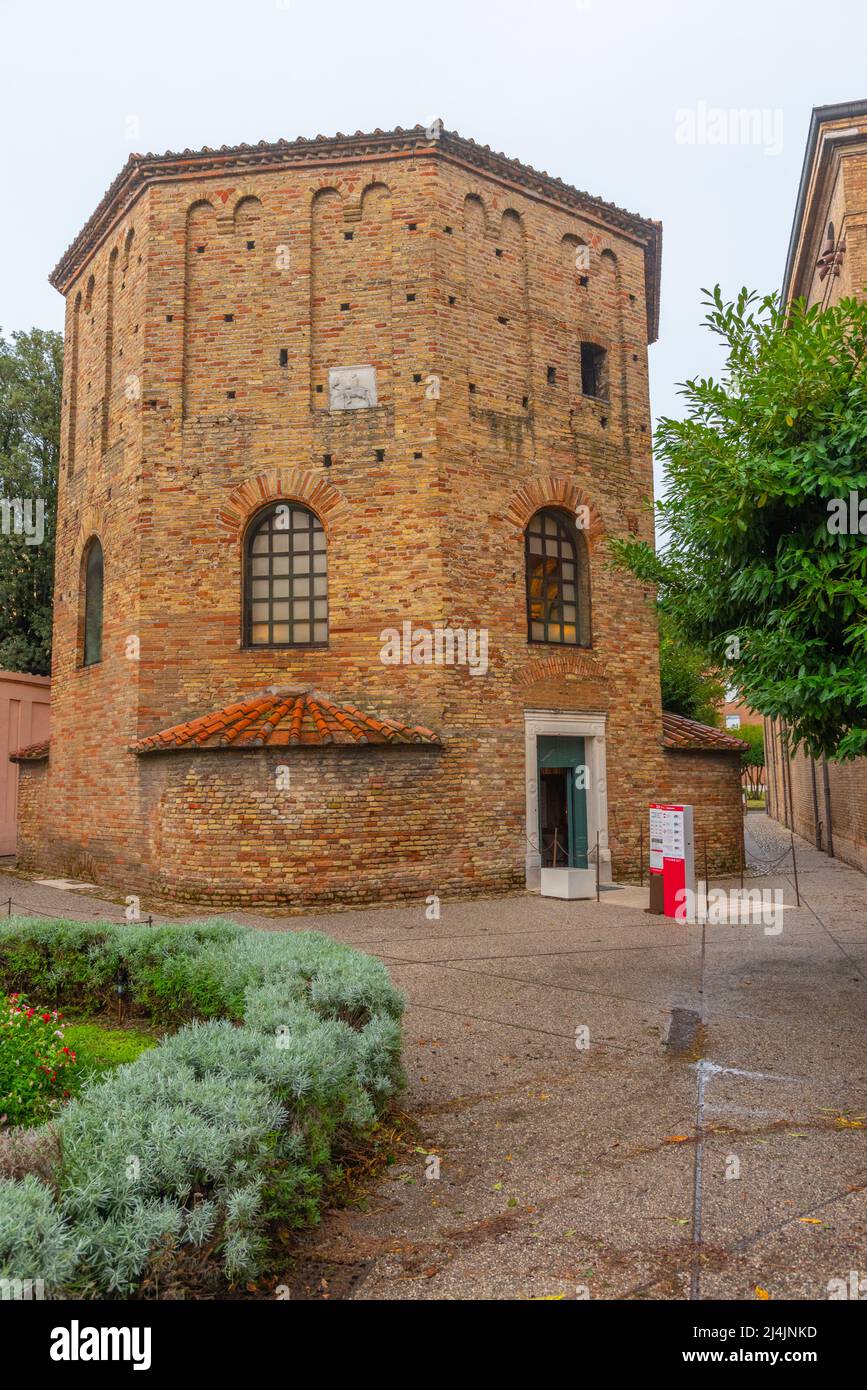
(329, 365, 377, 411)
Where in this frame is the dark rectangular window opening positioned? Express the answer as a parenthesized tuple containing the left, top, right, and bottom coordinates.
(581, 342, 609, 401)
(546, 366, 557, 385)
(246, 240, 255, 250)
(279, 348, 289, 367)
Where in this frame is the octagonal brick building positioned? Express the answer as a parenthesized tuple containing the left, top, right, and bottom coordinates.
(13, 123, 746, 908)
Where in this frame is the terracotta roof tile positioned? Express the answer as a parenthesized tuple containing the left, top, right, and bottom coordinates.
(662, 711, 748, 752)
(8, 739, 50, 764)
(132, 688, 441, 754)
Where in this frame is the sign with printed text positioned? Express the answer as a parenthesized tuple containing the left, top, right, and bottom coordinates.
(649, 804, 695, 919)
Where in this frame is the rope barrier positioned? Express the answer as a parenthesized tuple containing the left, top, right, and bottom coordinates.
(3, 896, 154, 927)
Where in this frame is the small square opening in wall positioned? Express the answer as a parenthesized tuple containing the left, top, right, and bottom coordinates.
(579, 275, 589, 287)
(406, 293, 416, 302)
(469, 382, 477, 394)
(581, 342, 609, 400)
(246, 240, 255, 250)
(166, 314, 173, 322)
(413, 373, 422, 383)
(522, 396, 529, 409)
(444, 225, 453, 235)
(375, 448, 385, 462)
(344, 231, 354, 241)
(227, 390, 236, 400)
(547, 366, 557, 385)
(224, 314, 234, 322)
(448, 295, 456, 305)
(196, 245, 205, 254)
(495, 247, 503, 257)
(279, 349, 289, 367)
(408, 222, 418, 231)
(323, 454, 333, 468)
(316, 385, 324, 394)
(498, 315, 509, 325)
(413, 451, 423, 459)
(340, 302, 350, 311)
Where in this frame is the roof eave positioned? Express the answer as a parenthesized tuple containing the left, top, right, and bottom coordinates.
(49, 124, 662, 334)
(782, 99, 867, 305)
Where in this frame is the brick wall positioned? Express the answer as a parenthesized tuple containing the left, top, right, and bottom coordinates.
(766, 719, 867, 874)
(19, 128, 743, 907)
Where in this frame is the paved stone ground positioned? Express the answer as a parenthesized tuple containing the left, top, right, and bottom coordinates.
(2, 812, 866, 1300)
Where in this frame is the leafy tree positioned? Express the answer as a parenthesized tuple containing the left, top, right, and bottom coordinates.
(658, 609, 724, 725)
(613, 288, 867, 761)
(738, 723, 765, 799)
(0, 328, 62, 676)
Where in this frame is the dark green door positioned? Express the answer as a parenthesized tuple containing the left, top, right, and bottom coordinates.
(537, 736, 588, 869)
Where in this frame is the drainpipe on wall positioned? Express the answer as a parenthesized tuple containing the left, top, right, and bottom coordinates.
(778, 720, 791, 829)
(764, 716, 775, 819)
(782, 720, 796, 836)
(822, 756, 835, 859)
(809, 757, 822, 850)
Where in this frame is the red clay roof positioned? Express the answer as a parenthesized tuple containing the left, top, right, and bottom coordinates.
(131, 689, 441, 754)
(662, 711, 748, 752)
(9, 739, 50, 763)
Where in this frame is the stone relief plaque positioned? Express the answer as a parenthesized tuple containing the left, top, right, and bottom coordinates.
(328, 365, 378, 411)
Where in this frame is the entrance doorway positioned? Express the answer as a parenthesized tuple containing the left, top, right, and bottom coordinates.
(537, 735, 588, 868)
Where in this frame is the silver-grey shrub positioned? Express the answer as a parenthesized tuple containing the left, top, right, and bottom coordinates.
(0, 919, 404, 1296)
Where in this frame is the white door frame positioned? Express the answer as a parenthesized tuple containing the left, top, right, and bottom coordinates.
(524, 709, 611, 890)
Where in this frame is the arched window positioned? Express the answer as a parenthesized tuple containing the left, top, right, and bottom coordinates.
(525, 508, 591, 646)
(245, 503, 327, 647)
(82, 538, 104, 666)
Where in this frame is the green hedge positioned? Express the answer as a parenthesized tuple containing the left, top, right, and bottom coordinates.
(0, 918, 404, 1297)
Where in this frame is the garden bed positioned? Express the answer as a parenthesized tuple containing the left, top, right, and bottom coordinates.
(0, 917, 404, 1298)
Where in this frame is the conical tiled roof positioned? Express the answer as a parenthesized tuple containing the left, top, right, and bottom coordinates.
(131, 689, 440, 753)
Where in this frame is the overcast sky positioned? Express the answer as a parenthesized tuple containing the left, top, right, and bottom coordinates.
(2, 0, 864, 493)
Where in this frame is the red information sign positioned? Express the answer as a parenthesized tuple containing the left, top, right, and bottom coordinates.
(649, 804, 695, 920)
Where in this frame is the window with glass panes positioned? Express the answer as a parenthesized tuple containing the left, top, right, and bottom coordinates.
(525, 509, 591, 646)
(245, 504, 328, 646)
